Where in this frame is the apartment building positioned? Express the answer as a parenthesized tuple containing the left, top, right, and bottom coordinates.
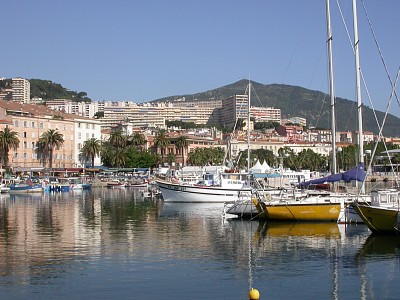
(251, 106, 281, 124)
(0, 100, 101, 170)
(11, 77, 30, 103)
(221, 94, 249, 129)
(47, 98, 105, 118)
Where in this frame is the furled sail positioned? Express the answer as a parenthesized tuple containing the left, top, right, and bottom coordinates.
(299, 163, 365, 187)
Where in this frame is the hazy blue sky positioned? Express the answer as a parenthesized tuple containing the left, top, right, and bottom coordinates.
(2, 0, 400, 115)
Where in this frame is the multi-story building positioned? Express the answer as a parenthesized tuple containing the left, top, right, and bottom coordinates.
(251, 106, 281, 124)
(0, 100, 101, 171)
(221, 94, 249, 129)
(46, 99, 105, 118)
(11, 77, 30, 103)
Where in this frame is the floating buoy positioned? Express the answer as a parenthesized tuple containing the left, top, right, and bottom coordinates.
(248, 288, 260, 300)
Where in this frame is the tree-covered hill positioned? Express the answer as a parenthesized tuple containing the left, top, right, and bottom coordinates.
(153, 79, 400, 137)
(30, 79, 91, 102)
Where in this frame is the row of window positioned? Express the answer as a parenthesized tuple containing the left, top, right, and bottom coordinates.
(14, 121, 98, 131)
(13, 153, 74, 160)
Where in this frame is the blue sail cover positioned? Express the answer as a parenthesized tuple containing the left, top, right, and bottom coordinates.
(299, 163, 365, 187)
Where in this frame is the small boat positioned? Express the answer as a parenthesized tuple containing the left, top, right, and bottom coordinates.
(107, 179, 126, 188)
(9, 182, 43, 193)
(228, 191, 341, 222)
(0, 183, 10, 193)
(351, 189, 400, 234)
(68, 177, 92, 190)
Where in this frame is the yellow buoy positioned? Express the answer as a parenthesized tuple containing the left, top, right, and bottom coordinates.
(248, 288, 260, 300)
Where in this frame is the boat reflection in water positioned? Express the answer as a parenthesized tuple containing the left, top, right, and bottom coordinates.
(357, 234, 400, 258)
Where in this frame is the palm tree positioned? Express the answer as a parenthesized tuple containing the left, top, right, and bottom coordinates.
(0, 127, 19, 168)
(130, 132, 146, 150)
(155, 129, 170, 163)
(39, 129, 64, 169)
(109, 129, 127, 149)
(80, 138, 101, 167)
(175, 135, 188, 167)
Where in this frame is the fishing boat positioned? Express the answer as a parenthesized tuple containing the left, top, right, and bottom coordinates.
(156, 171, 253, 203)
(9, 182, 43, 193)
(107, 179, 126, 188)
(156, 81, 259, 204)
(351, 189, 400, 234)
(0, 183, 10, 193)
(68, 177, 92, 190)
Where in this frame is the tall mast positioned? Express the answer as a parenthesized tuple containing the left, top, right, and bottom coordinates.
(247, 80, 251, 173)
(326, 0, 337, 174)
(352, 0, 365, 193)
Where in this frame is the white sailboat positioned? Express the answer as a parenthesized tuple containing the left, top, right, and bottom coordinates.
(225, 0, 364, 222)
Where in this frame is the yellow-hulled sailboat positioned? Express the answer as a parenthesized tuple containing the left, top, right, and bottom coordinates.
(351, 189, 400, 234)
(251, 195, 341, 222)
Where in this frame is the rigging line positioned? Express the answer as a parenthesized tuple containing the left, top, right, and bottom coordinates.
(368, 68, 400, 186)
(336, 0, 394, 141)
(222, 84, 250, 165)
(334, 0, 358, 132)
(360, 0, 400, 109)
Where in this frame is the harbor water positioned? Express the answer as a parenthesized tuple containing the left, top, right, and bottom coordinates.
(0, 188, 399, 299)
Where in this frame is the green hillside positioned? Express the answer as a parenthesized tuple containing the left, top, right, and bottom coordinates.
(154, 79, 400, 137)
(29, 79, 92, 102)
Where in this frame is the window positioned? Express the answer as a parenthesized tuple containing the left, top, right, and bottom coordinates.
(14, 120, 19, 127)
(31, 132, 36, 138)
(23, 132, 27, 138)
(23, 153, 27, 159)
(23, 121, 28, 127)
(78, 123, 81, 128)
(63, 125, 66, 131)
(40, 123, 44, 129)
(31, 121, 36, 128)
(86, 124, 90, 129)
(78, 132, 81, 139)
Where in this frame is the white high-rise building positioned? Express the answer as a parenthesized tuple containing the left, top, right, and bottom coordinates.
(12, 77, 30, 103)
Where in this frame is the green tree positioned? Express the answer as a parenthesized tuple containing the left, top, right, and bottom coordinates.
(38, 129, 64, 168)
(175, 135, 189, 167)
(80, 138, 101, 167)
(130, 132, 146, 150)
(109, 129, 127, 148)
(0, 127, 19, 168)
(155, 129, 170, 163)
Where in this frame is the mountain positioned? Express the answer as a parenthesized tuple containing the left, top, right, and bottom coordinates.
(153, 79, 400, 137)
(29, 79, 92, 102)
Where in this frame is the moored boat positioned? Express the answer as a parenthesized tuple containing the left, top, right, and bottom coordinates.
(156, 171, 253, 203)
(351, 189, 400, 234)
(9, 182, 43, 193)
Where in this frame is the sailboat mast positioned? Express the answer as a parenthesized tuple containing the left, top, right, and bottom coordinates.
(247, 81, 251, 173)
(352, 0, 365, 193)
(326, 0, 337, 174)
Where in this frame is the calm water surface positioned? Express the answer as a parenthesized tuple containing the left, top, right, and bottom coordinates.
(0, 188, 399, 299)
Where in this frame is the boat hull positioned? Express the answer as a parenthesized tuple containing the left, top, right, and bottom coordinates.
(226, 199, 355, 223)
(351, 204, 399, 234)
(156, 180, 251, 203)
(256, 202, 341, 222)
(9, 184, 43, 193)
